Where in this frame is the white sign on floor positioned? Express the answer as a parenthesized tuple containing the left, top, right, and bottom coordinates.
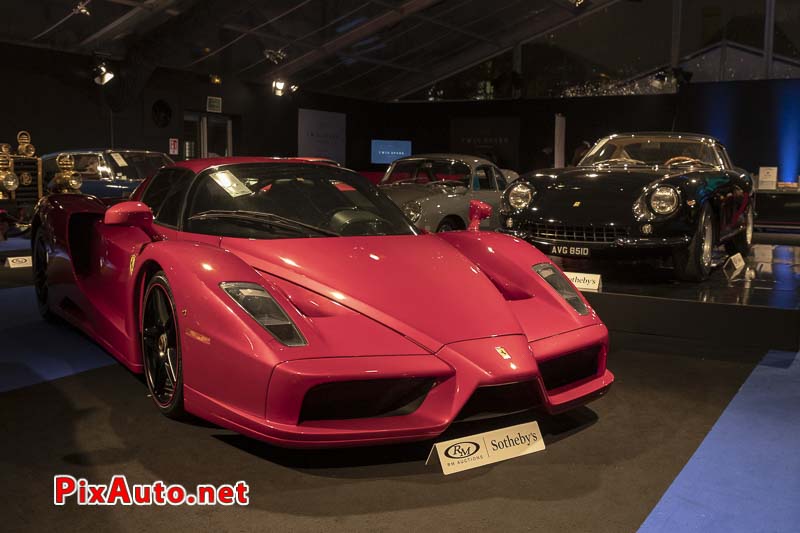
(426, 421, 545, 475)
(564, 272, 602, 291)
(4, 256, 31, 268)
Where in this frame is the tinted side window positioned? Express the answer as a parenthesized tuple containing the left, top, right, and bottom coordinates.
(141, 169, 194, 227)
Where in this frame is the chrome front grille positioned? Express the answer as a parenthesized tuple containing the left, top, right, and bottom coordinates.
(528, 223, 628, 243)
(11, 157, 42, 215)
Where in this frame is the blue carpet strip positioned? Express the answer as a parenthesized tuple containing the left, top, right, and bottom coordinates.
(639, 349, 800, 532)
(0, 286, 113, 392)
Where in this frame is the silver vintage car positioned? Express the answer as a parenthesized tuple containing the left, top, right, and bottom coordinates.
(379, 154, 511, 232)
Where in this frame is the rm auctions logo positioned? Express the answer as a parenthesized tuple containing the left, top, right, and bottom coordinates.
(444, 441, 481, 459)
(53, 475, 249, 506)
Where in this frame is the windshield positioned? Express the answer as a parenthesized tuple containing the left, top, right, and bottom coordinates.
(71, 154, 105, 180)
(580, 137, 720, 167)
(109, 152, 173, 180)
(382, 159, 471, 186)
(185, 163, 418, 238)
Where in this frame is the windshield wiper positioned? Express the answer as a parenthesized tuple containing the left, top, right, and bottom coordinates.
(188, 210, 340, 237)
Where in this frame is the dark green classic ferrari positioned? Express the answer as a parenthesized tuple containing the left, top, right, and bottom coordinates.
(500, 132, 754, 281)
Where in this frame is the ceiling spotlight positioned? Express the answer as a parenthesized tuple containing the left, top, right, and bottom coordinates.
(264, 49, 287, 64)
(210, 74, 222, 85)
(73, 1, 91, 16)
(272, 80, 298, 96)
(93, 61, 114, 86)
(570, 0, 584, 6)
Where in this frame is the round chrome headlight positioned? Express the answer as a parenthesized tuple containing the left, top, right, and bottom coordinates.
(508, 182, 534, 209)
(650, 186, 679, 215)
(67, 173, 82, 190)
(0, 170, 18, 192)
(403, 200, 422, 223)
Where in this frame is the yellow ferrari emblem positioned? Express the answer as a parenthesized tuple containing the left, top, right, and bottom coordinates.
(129, 254, 136, 276)
(495, 346, 512, 360)
(573, 201, 581, 207)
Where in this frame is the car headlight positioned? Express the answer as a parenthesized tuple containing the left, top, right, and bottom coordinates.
(649, 186, 679, 215)
(67, 173, 82, 190)
(508, 182, 535, 209)
(220, 282, 306, 346)
(532, 263, 589, 315)
(0, 170, 18, 192)
(403, 200, 422, 223)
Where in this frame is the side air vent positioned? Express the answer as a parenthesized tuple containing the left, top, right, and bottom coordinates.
(538, 346, 600, 391)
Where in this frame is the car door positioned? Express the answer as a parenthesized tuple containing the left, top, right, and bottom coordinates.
(471, 165, 503, 228)
(77, 168, 193, 348)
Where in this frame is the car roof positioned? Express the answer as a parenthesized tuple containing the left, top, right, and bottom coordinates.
(392, 153, 496, 167)
(170, 157, 341, 173)
(606, 132, 722, 143)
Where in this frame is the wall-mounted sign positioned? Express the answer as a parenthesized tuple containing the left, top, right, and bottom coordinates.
(371, 139, 411, 164)
(206, 96, 223, 113)
(298, 108, 346, 165)
(168, 138, 179, 156)
(450, 117, 520, 169)
(758, 167, 778, 190)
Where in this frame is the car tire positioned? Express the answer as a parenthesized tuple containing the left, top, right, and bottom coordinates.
(673, 203, 715, 282)
(724, 204, 754, 258)
(141, 271, 186, 419)
(436, 216, 465, 233)
(32, 230, 54, 320)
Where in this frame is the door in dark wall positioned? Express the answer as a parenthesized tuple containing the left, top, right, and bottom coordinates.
(182, 112, 234, 159)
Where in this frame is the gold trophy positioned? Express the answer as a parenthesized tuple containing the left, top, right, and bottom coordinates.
(16, 131, 36, 157)
(54, 153, 82, 192)
(0, 154, 19, 198)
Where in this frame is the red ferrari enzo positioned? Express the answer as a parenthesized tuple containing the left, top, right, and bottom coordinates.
(31, 157, 613, 448)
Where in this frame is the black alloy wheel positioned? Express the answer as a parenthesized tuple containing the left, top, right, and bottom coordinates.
(141, 271, 185, 418)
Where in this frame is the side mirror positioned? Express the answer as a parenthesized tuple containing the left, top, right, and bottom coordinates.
(468, 200, 493, 231)
(104, 201, 160, 240)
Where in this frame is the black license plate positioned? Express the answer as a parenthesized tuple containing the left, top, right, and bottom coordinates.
(550, 245, 590, 257)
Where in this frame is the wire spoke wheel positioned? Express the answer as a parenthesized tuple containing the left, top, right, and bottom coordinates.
(701, 212, 713, 269)
(745, 206, 754, 246)
(142, 282, 180, 408)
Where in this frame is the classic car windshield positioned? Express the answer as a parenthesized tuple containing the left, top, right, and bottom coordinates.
(69, 152, 172, 180)
(184, 163, 418, 238)
(72, 154, 105, 180)
(580, 137, 720, 167)
(383, 159, 471, 186)
(110, 152, 173, 180)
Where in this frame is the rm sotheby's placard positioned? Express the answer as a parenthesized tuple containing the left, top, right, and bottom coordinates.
(426, 421, 545, 475)
(4, 256, 32, 269)
(563, 272, 602, 291)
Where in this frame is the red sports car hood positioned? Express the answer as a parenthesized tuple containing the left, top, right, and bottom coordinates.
(221, 234, 523, 352)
